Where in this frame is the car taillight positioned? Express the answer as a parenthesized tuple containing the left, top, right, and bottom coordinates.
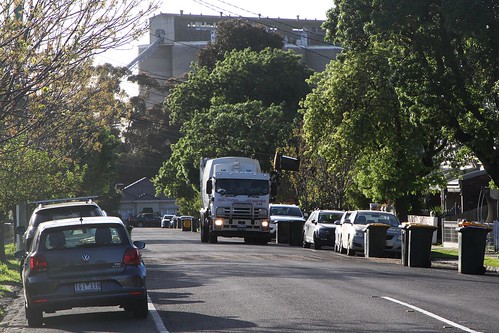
(30, 255, 48, 271)
(123, 248, 141, 265)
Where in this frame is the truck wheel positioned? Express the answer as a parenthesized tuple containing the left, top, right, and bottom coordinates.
(200, 223, 209, 243)
(257, 237, 269, 245)
(208, 233, 217, 243)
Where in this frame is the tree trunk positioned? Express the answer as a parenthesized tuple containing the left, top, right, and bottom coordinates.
(394, 195, 410, 223)
(0, 223, 6, 264)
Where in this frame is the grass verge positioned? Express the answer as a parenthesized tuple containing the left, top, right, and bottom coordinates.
(431, 248, 499, 267)
(0, 243, 22, 320)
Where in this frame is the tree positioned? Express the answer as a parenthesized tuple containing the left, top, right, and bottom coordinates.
(154, 48, 313, 213)
(324, 0, 499, 188)
(197, 19, 284, 70)
(0, 136, 86, 262)
(301, 48, 447, 219)
(0, 0, 158, 261)
(0, 0, 158, 155)
(118, 74, 181, 186)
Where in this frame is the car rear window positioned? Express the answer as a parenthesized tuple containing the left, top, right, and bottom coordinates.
(270, 206, 303, 217)
(356, 213, 400, 227)
(41, 225, 126, 250)
(32, 205, 104, 228)
(318, 213, 343, 223)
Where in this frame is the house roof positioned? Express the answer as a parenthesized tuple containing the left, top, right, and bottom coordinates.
(122, 177, 170, 201)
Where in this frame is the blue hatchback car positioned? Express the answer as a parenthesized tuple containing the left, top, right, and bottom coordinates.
(17, 216, 147, 327)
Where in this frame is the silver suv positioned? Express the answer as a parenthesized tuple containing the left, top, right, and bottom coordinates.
(18, 198, 106, 250)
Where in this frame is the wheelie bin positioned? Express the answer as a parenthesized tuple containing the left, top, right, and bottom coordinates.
(181, 217, 192, 231)
(399, 225, 409, 266)
(191, 218, 198, 232)
(363, 223, 390, 258)
(400, 223, 437, 268)
(289, 221, 305, 246)
(276, 221, 290, 244)
(456, 222, 492, 275)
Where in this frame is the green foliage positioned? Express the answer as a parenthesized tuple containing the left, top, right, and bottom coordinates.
(197, 19, 284, 70)
(1, 0, 157, 157)
(0, 244, 20, 286)
(326, 0, 499, 188)
(306, 0, 499, 217)
(301, 51, 441, 215)
(156, 48, 313, 213)
(0, 136, 86, 210)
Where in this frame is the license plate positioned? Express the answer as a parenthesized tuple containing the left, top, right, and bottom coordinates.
(74, 282, 101, 293)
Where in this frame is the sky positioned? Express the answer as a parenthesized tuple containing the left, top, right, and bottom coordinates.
(95, 0, 333, 92)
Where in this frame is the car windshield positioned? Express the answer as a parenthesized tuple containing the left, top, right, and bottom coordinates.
(215, 179, 269, 196)
(270, 207, 303, 217)
(318, 213, 343, 223)
(354, 213, 400, 227)
(32, 205, 104, 228)
(40, 225, 126, 250)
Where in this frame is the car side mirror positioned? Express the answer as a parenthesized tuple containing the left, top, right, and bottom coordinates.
(334, 220, 341, 225)
(133, 241, 146, 249)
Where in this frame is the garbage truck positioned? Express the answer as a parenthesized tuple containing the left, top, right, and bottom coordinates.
(199, 156, 271, 244)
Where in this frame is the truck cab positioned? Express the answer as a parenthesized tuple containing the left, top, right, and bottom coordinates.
(200, 157, 271, 244)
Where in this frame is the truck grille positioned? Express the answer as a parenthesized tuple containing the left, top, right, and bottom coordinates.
(216, 204, 268, 230)
(217, 204, 267, 219)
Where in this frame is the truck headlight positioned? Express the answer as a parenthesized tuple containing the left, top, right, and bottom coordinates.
(261, 220, 269, 228)
(214, 218, 224, 229)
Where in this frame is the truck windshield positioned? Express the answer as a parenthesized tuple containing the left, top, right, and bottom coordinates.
(215, 179, 269, 196)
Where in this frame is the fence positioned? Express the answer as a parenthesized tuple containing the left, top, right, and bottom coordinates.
(442, 219, 498, 253)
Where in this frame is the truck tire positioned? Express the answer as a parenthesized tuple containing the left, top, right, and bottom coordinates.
(200, 222, 209, 243)
(208, 232, 217, 243)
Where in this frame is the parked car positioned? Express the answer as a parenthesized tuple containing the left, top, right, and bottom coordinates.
(334, 211, 351, 253)
(269, 204, 306, 238)
(16, 216, 148, 327)
(127, 212, 161, 227)
(161, 214, 174, 228)
(303, 209, 344, 249)
(17, 199, 106, 251)
(337, 210, 402, 256)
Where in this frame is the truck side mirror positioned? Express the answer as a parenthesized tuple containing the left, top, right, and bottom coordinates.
(206, 179, 213, 194)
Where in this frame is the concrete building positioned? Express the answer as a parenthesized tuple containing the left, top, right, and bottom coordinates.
(133, 12, 342, 104)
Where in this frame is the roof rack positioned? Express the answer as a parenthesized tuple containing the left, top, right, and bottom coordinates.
(29, 196, 99, 206)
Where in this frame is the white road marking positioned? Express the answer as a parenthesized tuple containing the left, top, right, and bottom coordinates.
(148, 294, 169, 333)
(382, 296, 482, 333)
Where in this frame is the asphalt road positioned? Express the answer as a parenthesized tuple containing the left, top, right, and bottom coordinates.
(2, 228, 498, 333)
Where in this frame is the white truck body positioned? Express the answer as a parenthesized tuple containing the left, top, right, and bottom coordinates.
(199, 157, 271, 243)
